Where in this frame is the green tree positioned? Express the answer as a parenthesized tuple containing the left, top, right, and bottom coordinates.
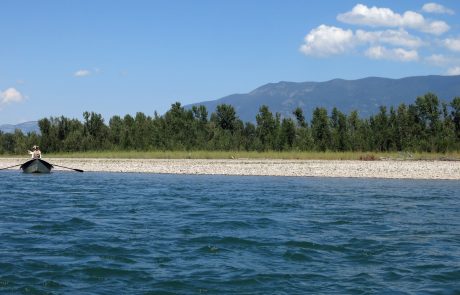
(280, 118, 296, 149)
(4, 91, 458, 154)
(108, 115, 123, 148)
(370, 106, 390, 151)
(38, 118, 58, 152)
(83, 111, 109, 150)
(163, 102, 195, 150)
(347, 110, 365, 151)
(292, 108, 312, 151)
(330, 107, 348, 151)
(242, 122, 257, 151)
(191, 106, 210, 149)
(192, 105, 208, 124)
(415, 93, 441, 151)
(255, 105, 276, 150)
(0, 132, 16, 154)
(311, 107, 331, 151)
(438, 102, 456, 152)
(134, 112, 151, 150)
(150, 112, 166, 150)
(121, 114, 135, 149)
(215, 104, 238, 133)
(451, 97, 460, 141)
(293, 107, 307, 128)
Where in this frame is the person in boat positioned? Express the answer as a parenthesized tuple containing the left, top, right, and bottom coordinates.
(28, 145, 42, 159)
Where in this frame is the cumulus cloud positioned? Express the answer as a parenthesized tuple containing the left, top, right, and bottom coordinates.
(300, 25, 423, 57)
(365, 46, 419, 62)
(422, 3, 454, 15)
(446, 66, 460, 75)
(355, 29, 423, 48)
(443, 37, 460, 52)
(1, 88, 24, 105)
(337, 4, 449, 35)
(425, 21, 451, 35)
(300, 2, 457, 72)
(425, 54, 450, 66)
(74, 69, 91, 77)
(299, 25, 354, 56)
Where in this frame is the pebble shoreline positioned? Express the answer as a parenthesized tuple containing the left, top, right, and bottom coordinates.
(1, 158, 459, 180)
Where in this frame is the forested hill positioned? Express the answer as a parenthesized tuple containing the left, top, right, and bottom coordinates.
(2, 92, 460, 154)
(186, 75, 460, 122)
(0, 121, 40, 134)
(3, 75, 460, 134)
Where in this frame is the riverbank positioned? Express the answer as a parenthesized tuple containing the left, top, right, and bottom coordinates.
(1, 158, 459, 180)
(37, 150, 460, 160)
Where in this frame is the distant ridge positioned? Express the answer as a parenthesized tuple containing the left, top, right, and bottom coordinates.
(0, 121, 40, 134)
(186, 75, 460, 122)
(2, 76, 460, 130)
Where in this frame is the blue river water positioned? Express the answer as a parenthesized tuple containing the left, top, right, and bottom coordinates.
(0, 171, 459, 294)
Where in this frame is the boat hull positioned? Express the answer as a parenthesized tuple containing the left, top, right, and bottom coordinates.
(20, 159, 53, 173)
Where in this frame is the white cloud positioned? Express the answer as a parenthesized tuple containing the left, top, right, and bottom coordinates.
(446, 66, 460, 75)
(300, 25, 423, 58)
(337, 4, 449, 35)
(74, 69, 91, 77)
(425, 54, 450, 66)
(300, 4, 457, 66)
(1, 88, 24, 105)
(299, 25, 355, 56)
(443, 37, 460, 52)
(365, 46, 419, 61)
(422, 3, 454, 15)
(355, 29, 423, 48)
(424, 21, 450, 35)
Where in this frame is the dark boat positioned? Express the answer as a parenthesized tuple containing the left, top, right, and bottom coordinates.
(20, 159, 53, 173)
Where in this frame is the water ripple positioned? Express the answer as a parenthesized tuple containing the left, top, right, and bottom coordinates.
(0, 172, 459, 293)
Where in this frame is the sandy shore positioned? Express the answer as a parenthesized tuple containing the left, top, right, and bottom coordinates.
(1, 157, 459, 180)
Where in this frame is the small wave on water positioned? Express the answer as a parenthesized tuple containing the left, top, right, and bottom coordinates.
(0, 172, 459, 293)
(29, 217, 96, 232)
(190, 236, 270, 247)
(285, 240, 348, 253)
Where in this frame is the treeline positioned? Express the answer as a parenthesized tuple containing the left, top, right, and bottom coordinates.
(1, 92, 460, 154)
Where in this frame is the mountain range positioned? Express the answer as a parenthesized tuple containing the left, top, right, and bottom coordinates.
(2, 75, 460, 133)
(0, 121, 40, 134)
(186, 75, 460, 122)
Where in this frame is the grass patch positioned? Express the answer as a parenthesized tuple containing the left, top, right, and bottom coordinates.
(2, 150, 459, 160)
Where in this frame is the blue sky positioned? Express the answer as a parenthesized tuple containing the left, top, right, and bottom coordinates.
(1, 0, 460, 124)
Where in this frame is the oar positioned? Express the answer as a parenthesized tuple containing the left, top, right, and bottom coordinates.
(51, 164, 84, 173)
(0, 163, 22, 171)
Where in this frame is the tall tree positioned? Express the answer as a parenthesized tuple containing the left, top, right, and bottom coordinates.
(134, 112, 151, 150)
(109, 115, 123, 147)
(415, 93, 441, 151)
(330, 107, 348, 151)
(370, 106, 390, 151)
(163, 102, 195, 150)
(215, 104, 238, 133)
(255, 105, 276, 150)
(280, 118, 296, 149)
(83, 111, 109, 150)
(293, 107, 307, 128)
(451, 97, 460, 141)
(311, 107, 331, 151)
